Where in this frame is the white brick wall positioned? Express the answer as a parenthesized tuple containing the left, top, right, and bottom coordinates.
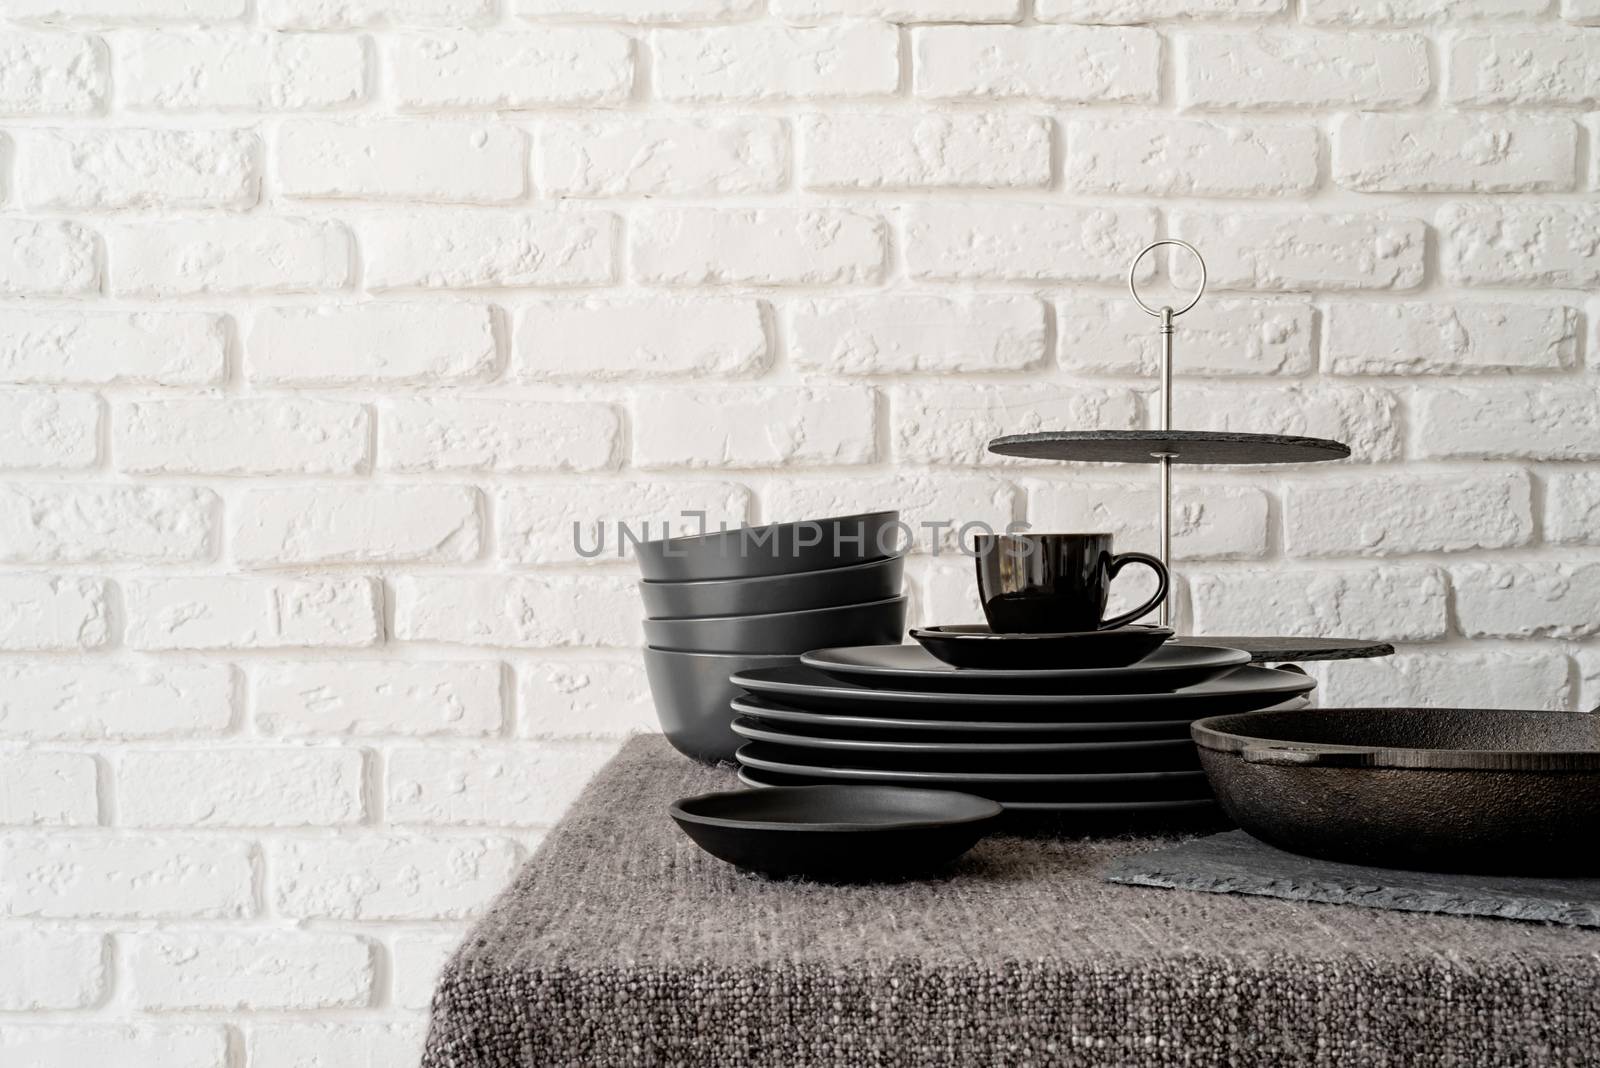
(1, 3, 1597, 1063)
(539, 117, 786, 197)
(277, 120, 528, 203)
(0, 835, 255, 918)
(126, 932, 376, 1010)
(19, 128, 261, 210)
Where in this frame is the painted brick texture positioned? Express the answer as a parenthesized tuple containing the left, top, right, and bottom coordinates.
(0, 3, 1596, 1064)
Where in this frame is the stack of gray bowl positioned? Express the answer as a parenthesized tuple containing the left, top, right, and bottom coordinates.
(639, 510, 906, 764)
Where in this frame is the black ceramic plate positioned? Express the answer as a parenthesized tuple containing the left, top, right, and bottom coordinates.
(731, 715, 1201, 760)
(802, 643, 1250, 694)
(911, 623, 1172, 670)
(731, 695, 1203, 736)
(735, 764, 1213, 804)
(730, 664, 1314, 718)
(669, 785, 1001, 881)
(738, 742, 1208, 786)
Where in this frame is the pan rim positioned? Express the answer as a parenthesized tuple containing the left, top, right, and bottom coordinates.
(1192, 707, 1600, 772)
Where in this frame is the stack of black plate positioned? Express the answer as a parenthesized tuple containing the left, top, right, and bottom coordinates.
(729, 643, 1316, 827)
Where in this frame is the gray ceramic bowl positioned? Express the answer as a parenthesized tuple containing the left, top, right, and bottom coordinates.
(644, 647, 798, 764)
(634, 510, 901, 582)
(643, 596, 907, 656)
(639, 555, 905, 621)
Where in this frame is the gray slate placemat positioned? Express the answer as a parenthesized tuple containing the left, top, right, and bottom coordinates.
(1107, 829, 1600, 926)
(423, 736, 1600, 1068)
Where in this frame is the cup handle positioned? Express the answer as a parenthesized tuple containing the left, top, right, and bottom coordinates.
(1099, 552, 1170, 630)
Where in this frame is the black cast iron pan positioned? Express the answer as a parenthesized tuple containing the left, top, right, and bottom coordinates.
(1192, 707, 1600, 875)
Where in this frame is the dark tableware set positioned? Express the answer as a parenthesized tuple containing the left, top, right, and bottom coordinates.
(648, 508, 1317, 878)
(651, 510, 1600, 882)
(652, 240, 1600, 884)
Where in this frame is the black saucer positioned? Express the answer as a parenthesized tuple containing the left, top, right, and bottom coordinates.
(670, 785, 1001, 882)
(911, 623, 1172, 670)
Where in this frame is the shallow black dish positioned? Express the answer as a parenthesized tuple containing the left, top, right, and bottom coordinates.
(643, 595, 907, 655)
(731, 715, 1201, 762)
(635, 510, 900, 582)
(639, 555, 904, 620)
(730, 694, 1203, 736)
(1193, 707, 1600, 875)
(795, 644, 1255, 696)
(730, 664, 1315, 717)
(669, 785, 1001, 881)
(912, 623, 1172, 670)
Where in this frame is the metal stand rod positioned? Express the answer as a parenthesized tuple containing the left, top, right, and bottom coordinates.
(1159, 306, 1174, 431)
(1156, 453, 1173, 627)
(1155, 306, 1175, 628)
(1128, 240, 1204, 632)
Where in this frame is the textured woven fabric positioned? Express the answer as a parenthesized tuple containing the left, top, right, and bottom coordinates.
(422, 736, 1600, 1067)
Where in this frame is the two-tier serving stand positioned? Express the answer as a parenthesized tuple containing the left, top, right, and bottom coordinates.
(987, 240, 1392, 664)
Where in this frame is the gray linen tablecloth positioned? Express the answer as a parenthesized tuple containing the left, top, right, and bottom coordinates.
(421, 735, 1600, 1067)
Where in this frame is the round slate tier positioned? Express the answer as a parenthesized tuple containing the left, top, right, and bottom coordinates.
(987, 430, 1351, 465)
(1177, 637, 1394, 663)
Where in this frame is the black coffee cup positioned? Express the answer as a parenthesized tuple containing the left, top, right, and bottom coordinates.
(974, 533, 1169, 634)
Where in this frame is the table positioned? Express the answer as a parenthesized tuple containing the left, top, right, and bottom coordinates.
(421, 736, 1600, 1067)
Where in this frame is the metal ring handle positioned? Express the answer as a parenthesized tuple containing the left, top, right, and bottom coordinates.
(1127, 239, 1206, 318)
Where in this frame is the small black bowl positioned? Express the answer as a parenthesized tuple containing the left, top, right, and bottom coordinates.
(910, 623, 1173, 670)
(635, 510, 900, 582)
(670, 785, 1002, 882)
(639, 554, 905, 620)
(644, 595, 907, 655)
(644, 647, 799, 764)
